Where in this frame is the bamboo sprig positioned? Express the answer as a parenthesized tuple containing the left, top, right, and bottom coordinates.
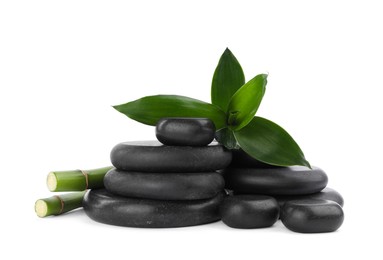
(47, 166, 113, 192)
(35, 191, 86, 218)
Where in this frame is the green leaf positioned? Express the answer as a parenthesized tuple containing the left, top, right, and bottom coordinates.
(113, 95, 227, 130)
(234, 116, 311, 167)
(211, 48, 245, 112)
(227, 74, 267, 131)
(215, 128, 239, 149)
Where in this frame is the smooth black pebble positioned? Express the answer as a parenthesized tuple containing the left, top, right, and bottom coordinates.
(281, 199, 344, 233)
(224, 166, 328, 195)
(274, 187, 344, 208)
(220, 195, 280, 229)
(111, 140, 232, 172)
(83, 189, 224, 228)
(104, 168, 225, 200)
(156, 117, 215, 146)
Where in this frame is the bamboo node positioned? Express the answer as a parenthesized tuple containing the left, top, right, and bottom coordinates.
(54, 195, 65, 214)
(79, 169, 89, 189)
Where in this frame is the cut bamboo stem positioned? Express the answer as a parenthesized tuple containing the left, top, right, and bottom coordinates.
(47, 166, 113, 192)
(35, 191, 86, 218)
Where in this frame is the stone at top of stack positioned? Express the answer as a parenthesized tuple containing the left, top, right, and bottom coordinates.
(83, 117, 232, 228)
(221, 149, 344, 233)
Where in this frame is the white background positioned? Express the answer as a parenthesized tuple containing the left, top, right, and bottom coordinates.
(1, 0, 382, 259)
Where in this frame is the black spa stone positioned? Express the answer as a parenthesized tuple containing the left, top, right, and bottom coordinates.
(83, 189, 224, 228)
(274, 187, 344, 208)
(104, 168, 225, 200)
(111, 140, 232, 172)
(281, 199, 344, 233)
(156, 118, 215, 146)
(220, 195, 279, 229)
(224, 166, 328, 195)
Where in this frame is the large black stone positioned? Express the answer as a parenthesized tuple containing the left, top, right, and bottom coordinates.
(220, 195, 279, 229)
(231, 149, 281, 168)
(111, 141, 232, 172)
(281, 199, 344, 233)
(104, 168, 225, 200)
(274, 187, 344, 208)
(83, 189, 224, 228)
(224, 166, 328, 195)
(156, 118, 215, 146)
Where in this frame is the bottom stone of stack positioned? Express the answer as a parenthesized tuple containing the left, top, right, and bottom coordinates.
(220, 195, 280, 229)
(233, 187, 344, 220)
(281, 199, 344, 233)
(83, 189, 224, 228)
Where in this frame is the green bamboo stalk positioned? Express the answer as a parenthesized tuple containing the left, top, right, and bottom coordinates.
(35, 191, 86, 218)
(47, 166, 113, 192)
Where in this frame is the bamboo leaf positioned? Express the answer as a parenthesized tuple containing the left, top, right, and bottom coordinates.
(211, 48, 245, 112)
(227, 74, 267, 131)
(215, 128, 239, 149)
(234, 116, 310, 167)
(113, 95, 227, 130)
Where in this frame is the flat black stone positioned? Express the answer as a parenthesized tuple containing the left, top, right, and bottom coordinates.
(281, 199, 344, 233)
(220, 195, 279, 229)
(224, 166, 328, 195)
(111, 140, 232, 172)
(274, 187, 344, 208)
(83, 189, 224, 228)
(231, 149, 282, 168)
(104, 168, 225, 200)
(156, 118, 215, 146)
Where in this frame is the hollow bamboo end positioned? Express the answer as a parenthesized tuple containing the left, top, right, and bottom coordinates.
(47, 172, 58, 191)
(35, 200, 48, 217)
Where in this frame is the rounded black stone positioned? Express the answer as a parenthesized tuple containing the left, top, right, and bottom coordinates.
(83, 189, 224, 228)
(104, 168, 225, 200)
(274, 187, 344, 208)
(220, 195, 279, 229)
(224, 166, 328, 195)
(156, 117, 215, 146)
(111, 140, 232, 172)
(231, 149, 282, 168)
(281, 199, 344, 233)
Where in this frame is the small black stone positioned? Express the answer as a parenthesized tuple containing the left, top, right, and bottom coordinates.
(83, 189, 224, 228)
(274, 187, 344, 208)
(111, 140, 232, 172)
(220, 195, 280, 229)
(104, 168, 225, 200)
(156, 117, 215, 146)
(281, 199, 344, 233)
(231, 149, 281, 168)
(224, 166, 328, 195)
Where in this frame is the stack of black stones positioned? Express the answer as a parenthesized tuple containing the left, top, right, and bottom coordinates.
(223, 150, 344, 232)
(83, 118, 344, 233)
(83, 118, 232, 228)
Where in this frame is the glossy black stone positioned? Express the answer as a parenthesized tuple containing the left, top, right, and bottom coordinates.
(231, 149, 281, 168)
(281, 199, 344, 233)
(156, 118, 215, 146)
(83, 189, 224, 228)
(274, 187, 344, 208)
(220, 195, 279, 229)
(104, 168, 225, 200)
(111, 140, 232, 172)
(224, 166, 328, 195)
